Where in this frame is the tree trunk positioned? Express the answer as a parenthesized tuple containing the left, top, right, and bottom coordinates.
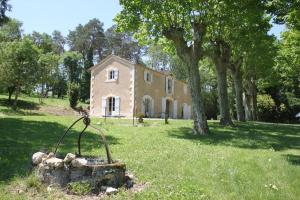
(187, 59, 209, 135)
(230, 67, 246, 122)
(7, 86, 15, 103)
(244, 93, 253, 120)
(12, 85, 20, 110)
(215, 62, 233, 126)
(251, 81, 258, 121)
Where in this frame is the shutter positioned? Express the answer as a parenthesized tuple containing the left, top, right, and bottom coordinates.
(161, 97, 166, 118)
(102, 97, 107, 116)
(172, 79, 175, 94)
(144, 71, 147, 81)
(173, 100, 177, 119)
(114, 96, 120, 116)
(188, 105, 191, 119)
(151, 98, 154, 117)
(165, 78, 168, 93)
(115, 70, 119, 80)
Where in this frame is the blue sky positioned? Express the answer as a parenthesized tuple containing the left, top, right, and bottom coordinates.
(8, 0, 284, 38)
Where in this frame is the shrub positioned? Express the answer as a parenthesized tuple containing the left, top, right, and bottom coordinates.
(136, 113, 144, 123)
(68, 181, 91, 195)
(257, 94, 276, 122)
(68, 82, 79, 109)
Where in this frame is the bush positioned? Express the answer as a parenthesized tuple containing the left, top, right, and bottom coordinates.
(136, 113, 144, 123)
(257, 94, 276, 122)
(67, 181, 91, 195)
(68, 82, 79, 109)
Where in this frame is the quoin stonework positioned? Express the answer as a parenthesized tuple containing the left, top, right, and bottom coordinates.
(88, 55, 192, 119)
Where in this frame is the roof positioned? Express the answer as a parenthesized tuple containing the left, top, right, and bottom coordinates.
(88, 54, 187, 84)
(87, 54, 134, 72)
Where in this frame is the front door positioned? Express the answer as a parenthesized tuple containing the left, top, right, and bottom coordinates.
(108, 97, 115, 116)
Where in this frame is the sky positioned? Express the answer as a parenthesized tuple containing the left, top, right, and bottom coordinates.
(8, 0, 285, 38)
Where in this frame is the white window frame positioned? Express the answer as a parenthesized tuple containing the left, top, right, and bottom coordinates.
(106, 68, 119, 82)
(166, 77, 174, 94)
(144, 70, 152, 84)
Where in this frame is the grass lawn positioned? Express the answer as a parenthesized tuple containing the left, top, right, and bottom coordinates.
(0, 94, 299, 199)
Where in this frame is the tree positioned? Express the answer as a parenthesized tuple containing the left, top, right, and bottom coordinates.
(116, 0, 222, 134)
(0, 18, 22, 42)
(38, 52, 60, 102)
(0, 0, 10, 26)
(52, 30, 65, 55)
(0, 38, 40, 109)
(68, 19, 106, 102)
(0, 18, 22, 101)
(104, 25, 144, 61)
(62, 51, 82, 108)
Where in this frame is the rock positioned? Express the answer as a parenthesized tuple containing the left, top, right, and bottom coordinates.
(64, 153, 76, 163)
(45, 157, 64, 168)
(125, 179, 134, 189)
(71, 158, 88, 168)
(125, 172, 135, 180)
(32, 152, 47, 165)
(100, 186, 107, 191)
(106, 187, 118, 195)
(47, 152, 55, 159)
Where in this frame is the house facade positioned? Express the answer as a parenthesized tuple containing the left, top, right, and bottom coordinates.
(88, 55, 192, 119)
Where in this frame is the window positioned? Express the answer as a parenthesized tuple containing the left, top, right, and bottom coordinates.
(167, 78, 173, 94)
(144, 70, 152, 83)
(108, 97, 115, 112)
(146, 72, 151, 82)
(107, 69, 118, 81)
(109, 70, 115, 80)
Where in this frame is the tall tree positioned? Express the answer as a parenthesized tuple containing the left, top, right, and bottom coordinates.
(105, 25, 144, 61)
(62, 51, 82, 108)
(0, 18, 22, 101)
(52, 30, 65, 55)
(68, 19, 106, 102)
(116, 0, 228, 134)
(0, 0, 10, 26)
(0, 38, 40, 109)
(37, 52, 60, 102)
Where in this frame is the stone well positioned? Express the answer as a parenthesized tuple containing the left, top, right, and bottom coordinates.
(32, 152, 126, 191)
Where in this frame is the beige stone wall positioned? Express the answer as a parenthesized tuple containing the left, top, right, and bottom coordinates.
(134, 64, 192, 119)
(90, 55, 192, 119)
(90, 58, 134, 117)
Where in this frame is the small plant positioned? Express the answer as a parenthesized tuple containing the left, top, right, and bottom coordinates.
(25, 175, 42, 191)
(68, 82, 80, 109)
(68, 181, 92, 195)
(136, 113, 144, 123)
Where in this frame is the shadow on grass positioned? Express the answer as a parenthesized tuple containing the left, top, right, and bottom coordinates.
(284, 154, 300, 165)
(0, 98, 44, 116)
(0, 118, 119, 182)
(168, 121, 300, 151)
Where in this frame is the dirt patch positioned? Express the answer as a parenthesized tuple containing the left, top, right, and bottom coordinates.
(38, 106, 81, 116)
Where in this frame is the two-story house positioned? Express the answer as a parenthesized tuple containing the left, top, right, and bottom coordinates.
(88, 55, 192, 119)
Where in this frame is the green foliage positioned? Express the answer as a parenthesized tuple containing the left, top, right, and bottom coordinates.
(257, 94, 276, 122)
(0, 0, 10, 26)
(0, 38, 40, 106)
(68, 181, 91, 195)
(68, 82, 79, 108)
(25, 175, 42, 191)
(62, 51, 82, 84)
(0, 18, 22, 41)
(105, 25, 144, 61)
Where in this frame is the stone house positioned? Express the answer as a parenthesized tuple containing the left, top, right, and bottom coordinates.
(88, 55, 192, 119)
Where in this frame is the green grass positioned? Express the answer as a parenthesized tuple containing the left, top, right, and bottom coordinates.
(0, 94, 299, 199)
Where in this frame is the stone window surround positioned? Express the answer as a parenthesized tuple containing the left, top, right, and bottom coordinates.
(105, 67, 119, 82)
